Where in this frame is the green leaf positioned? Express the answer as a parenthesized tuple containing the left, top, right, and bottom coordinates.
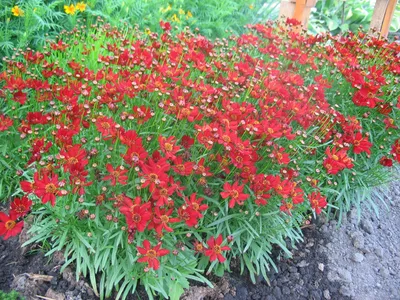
(169, 281, 185, 300)
(72, 228, 95, 253)
(327, 19, 339, 31)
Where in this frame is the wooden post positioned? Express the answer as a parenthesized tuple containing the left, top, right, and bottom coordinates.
(279, 0, 318, 28)
(370, 0, 397, 38)
(279, 0, 297, 20)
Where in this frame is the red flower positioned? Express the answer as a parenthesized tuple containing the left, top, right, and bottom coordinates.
(95, 116, 118, 139)
(0, 212, 24, 240)
(120, 197, 152, 232)
(132, 105, 152, 124)
(151, 207, 180, 235)
(172, 156, 194, 176)
(352, 133, 372, 155)
(280, 200, 294, 215)
(159, 135, 180, 160)
(181, 135, 194, 149)
(137, 240, 170, 270)
(0, 114, 13, 131)
(184, 193, 208, 215)
(119, 129, 141, 147)
(13, 91, 27, 105)
(60, 144, 88, 172)
(272, 146, 291, 164)
(379, 156, 393, 167)
(151, 181, 176, 207)
(139, 158, 170, 191)
(220, 181, 250, 208)
(159, 20, 171, 31)
(323, 147, 354, 175)
(10, 196, 32, 218)
(309, 192, 327, 215)
(193, 240, 205, 254)
(178, 205, 202, 227)
(204, 235, 231, 263)
(391, 139, 400, 163)
(103, 164, 128, 186)
(121, 144, 148, 166)
(194, 158, 212, 176)
(34, 173, 64, 206)
(20, 172, 40, 195)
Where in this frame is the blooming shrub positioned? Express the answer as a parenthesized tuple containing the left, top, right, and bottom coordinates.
(0, 19, 399, 299)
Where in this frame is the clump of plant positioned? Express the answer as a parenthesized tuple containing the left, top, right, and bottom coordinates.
(0, 18, 399, 299)
(0, 290, 24, 300)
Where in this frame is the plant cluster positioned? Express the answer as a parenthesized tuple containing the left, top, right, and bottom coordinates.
(0, 18, 399, 299)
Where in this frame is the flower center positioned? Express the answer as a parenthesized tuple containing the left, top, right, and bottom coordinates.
(101, 122, 111, 129)
(45, 183, 57, 194)
(160, 215, 169, 223)
(164, 143, 173, 151)
(230, 190, 239, 198)
(146, 249, 157, 259)
(213, 245, 222, 254)
(222, 135, 230, 143)
(160, 189, 168, 196)
(5, 220, 16, 230)
(132, 214, 141, 223)
(15, 205, 26, 213)
(149, 173, 158, 182)
(68, 157, 78, 164)
(195, 244, 203, 251)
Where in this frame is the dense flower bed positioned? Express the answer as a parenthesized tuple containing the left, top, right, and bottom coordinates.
(0, 19, 399, 299)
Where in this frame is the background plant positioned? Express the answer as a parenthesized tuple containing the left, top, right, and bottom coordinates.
(0, 0, 279, 65)
(308, 0, 400, 35)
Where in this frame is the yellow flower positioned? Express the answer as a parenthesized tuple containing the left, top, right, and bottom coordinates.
(179, 8, 185, 15)
(160, 4, 172, 13)
(11, 6, 24, 17)
(249, 4, 254, 9)
(76, 2, 86, 12)
(171, 14, 180, 23)
(186, 11, 193, 19)
(64, 4, 76, 15)
(145, 28, 151, 35)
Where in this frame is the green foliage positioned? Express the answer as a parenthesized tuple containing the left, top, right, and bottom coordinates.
(85, 0, 279, 38)
(0, 0, 76, 62)
(0, 290, 24, 300)
(308, 0, 400, 35)
(0, 132, 25, 201)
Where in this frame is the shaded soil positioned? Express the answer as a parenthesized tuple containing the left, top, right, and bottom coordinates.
(0, 236, 97, 300)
